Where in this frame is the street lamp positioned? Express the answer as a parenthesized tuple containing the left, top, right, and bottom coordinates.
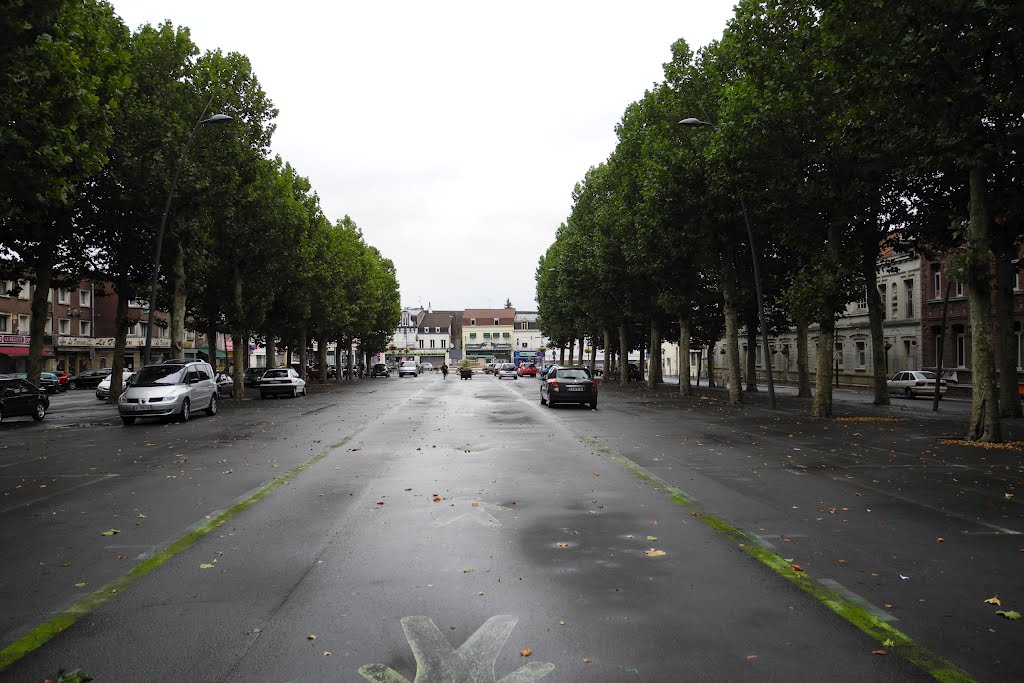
(679, 116, 777, 408)
(142, 100, 232, 366)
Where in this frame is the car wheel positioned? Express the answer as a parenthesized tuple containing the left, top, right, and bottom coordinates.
(302, 386, 307, 396)
(904, 388, 914, 400)
(179, 399, 190, 422)
(291, 386, 297, 398)
(590, 400, 598, 410)
(547, 396, 555, 408)
(121, 416, 135, 426)
(540, 394, 547, 405)
(206, 394, 217, 416)
(59, 385, 67, 393)
(69, 382, 77, 390)
(32, 402, 46, 421)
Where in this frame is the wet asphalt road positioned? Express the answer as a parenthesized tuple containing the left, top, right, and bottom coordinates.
(0, 373, 1019, 681)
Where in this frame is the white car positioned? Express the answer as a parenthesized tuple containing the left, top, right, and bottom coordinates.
(886, 370, 947, 399)
(96, 370, 134, 400)
(398, 361, 418, 377)
(496, 363, 518, 380)
(259, 367, 306, 399)
(420, 362, 434, 372)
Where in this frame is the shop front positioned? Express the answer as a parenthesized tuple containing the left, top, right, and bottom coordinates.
(464, 342, 513, 363)
(0, 335, 54, 373)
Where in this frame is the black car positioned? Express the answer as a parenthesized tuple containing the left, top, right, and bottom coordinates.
(540, 365, 598, 409)
(68, 368, 112, 389)
(243, 367, 265, 388)
(370, 363, 390, 377)
(0, 376, 49, 423)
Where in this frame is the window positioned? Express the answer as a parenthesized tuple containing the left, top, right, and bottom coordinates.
(429, 339, 435, 348)
(18, 315, 29, 333)
(877, 284, 887, 319)
(58, 318, 70, 335)
(0, 281, 12, 297)
(469, 332, 476, 339)
(483, 332, 491, 339)
(80, 320, 91, 336)
(856, 341, 866, 367)
(44, 317, 52, 334)
(503, 332, 510, 338)
(954, 281, 964, 297)
(18, 281, 30, 300)
(79, 288, 91, 307)
(441, 339, 446, 348)
(1015, 270, 1021, 291)
(470, 319, 476, 326)
(57, 288, 70, 304)
(418, 339, 424, 348)
(0, 313, 9, 332)
(834, 342, 843, 367)
(955, 326, 966, 367)
(932, 264, 942, 298)
(128, 298, 146, 309)
(435, 327, 441, 333)
(856, 290, 867, 309)
(493, 318, 499, 325)
(904, 279, 914, 318)
(520, 322, 529, 330)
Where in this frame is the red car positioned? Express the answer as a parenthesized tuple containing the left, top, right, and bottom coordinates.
(53, 370, 70, 392)
(518, 363, 537, 377)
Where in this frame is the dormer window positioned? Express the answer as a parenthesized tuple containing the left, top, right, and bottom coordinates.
(470, 318, 476, 326)
(493, 318, 499, 325)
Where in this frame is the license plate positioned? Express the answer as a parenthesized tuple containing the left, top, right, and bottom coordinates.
(567, 386, 584, 392)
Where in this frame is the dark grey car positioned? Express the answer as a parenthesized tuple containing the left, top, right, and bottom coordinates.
(540, 365, 598, 409)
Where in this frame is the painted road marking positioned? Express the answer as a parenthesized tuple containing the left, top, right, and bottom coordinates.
(435, 500, 510, 528)
(0, 474, 118, 514)
(359, 615, 554, 683)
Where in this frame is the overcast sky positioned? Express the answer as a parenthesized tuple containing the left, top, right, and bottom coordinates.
(109, 1, 737, 312)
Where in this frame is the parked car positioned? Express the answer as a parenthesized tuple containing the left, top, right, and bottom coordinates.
(53, 370, 69, 392)
(96, 370, 134, 400)
(327, 365, 338, 378)
(887, 370, 946, 399)
(259, 367, 306, 399)
(215, 371, 235, 398)
(69, 368, 112, 389)
(593, 365, 604, 377)
(483, 362, 499, 375)
(540, 365, 598, 409)
(38, 372, 60, 394)
(398, 360, 418, 378)
(243, 367, 265, 388)
(496, 363, 518, 380)
(459, 365, 474, 379)
(0, 376, 49, 423)
(518, 363, 537, 377)
(540, 363, 559, 379)
(370, 363, 390, 377)
(118, 359, 218, 425)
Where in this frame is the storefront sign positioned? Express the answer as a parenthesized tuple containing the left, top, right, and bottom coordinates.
(58, 336, 116, 348)
(0, 334, 30, 345)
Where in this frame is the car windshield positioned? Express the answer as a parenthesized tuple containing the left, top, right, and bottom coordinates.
(134, 365, 185, 386)
(558, 369, 591, 380)
(373, 364, 385, 370)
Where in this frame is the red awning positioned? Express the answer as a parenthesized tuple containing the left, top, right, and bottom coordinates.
(0, 346, 30, 357)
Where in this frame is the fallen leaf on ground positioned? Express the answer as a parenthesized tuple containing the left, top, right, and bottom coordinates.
(74, 582, 86, 588)
(433, 496, 442, 502)
(375, 502, 384, 506)
(520, 649, 532, 657)
(307, 634, 317, 640)
(984, 597, 1002, 606)
(100, 529, 120, 536)
(645, 549, 667, 557)
(872, 649, 888, 656)
(746, 655, 758, 661)
(556, 542, 570, 548)
(791, 564, 805, 572)
(323, 651, 331, 656)
(199, 563, 214, 569)
(996, 610, 1021, 620)
(646, 536, 657, 541)
(592, 472, 600, 477)
(583, 658, 592, 663)
(882, 639, 894, 647)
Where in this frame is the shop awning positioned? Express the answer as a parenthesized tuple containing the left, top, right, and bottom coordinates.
(0, 346, 30, 356)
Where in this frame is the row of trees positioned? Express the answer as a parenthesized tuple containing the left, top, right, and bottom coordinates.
(1, 1, 401, 397)
(536, 0, 1021, 441)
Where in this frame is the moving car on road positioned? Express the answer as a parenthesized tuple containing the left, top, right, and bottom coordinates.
(496, 363, 518, 380)
(259, 367, 306, 399)
(398, 361, 418, 378)
(96, 370, 134, 400)
(118, 359, 218, 425)
(887, 370, 947, 399)
(370, 363, 390, 377)
(518, 363, 537, 377)
(0, 376, 49, 423)
(69, 368, 112, 389)
(540, 365, 598, 409)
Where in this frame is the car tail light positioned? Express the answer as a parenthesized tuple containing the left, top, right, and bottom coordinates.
(549, 380, 558, 391)
(591, 381, 598, 390)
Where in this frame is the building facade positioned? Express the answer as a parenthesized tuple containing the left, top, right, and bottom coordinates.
(462, 308, 515, 363)
(512, 311, 549, 367)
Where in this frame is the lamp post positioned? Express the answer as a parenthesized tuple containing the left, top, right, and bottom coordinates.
(679, 117, 776, 408)
(142, 100, 232, 366)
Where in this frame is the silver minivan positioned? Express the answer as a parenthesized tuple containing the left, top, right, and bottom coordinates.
(118, 360, 218, 425)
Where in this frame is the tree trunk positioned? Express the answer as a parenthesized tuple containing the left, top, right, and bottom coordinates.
(648, 318, 661, 389)
(619, 325, 629, 386)
(110, 280, 130, 400)
(207, 316, 218, 372)
(603, 327, 611, 380)
(232, 332, 244, 393)
(965, 164, 1001, 441)
(265, 329, 275, 369)
(559, 346, 565, 364)
(318, 335, 328, 384)
(995, 249, 1022, 418)
(932, 281, 952, 412)
(796, 320, 811, 397)
(706, 346, 716, 388)
(579, 336, 586, 367)
(863, 244, 889, 405)
(745, 324, 758, 392)
(27, 256, 54, 387)
(347, 344, 355, 380)
(813, 320, 835, 417)
(298, 327, 308, 380)
(721, 259, 743, 404)
(589, 342, 597, 375)
(170, 242, 186, 360)
(680, 315, 693, 396)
